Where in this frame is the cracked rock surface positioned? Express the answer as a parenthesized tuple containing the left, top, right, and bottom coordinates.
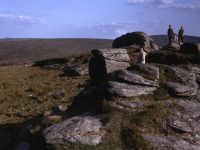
(43, 116, 104, 145)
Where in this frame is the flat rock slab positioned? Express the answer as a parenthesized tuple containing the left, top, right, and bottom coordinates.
(167, 82, 197, 97)
(43, 116, 104, 145)
(170, 66, 197, 86)
(63, 65, 88, 76)
(144, 134, 200, 150)
(89, 48, 130, 80)
(133, 63, 160, 80)
(166, 66, 198, 97)
(168, 100, 200, 133)
(106, 81, 156, 97)
(192, 66, 200, 85)
(104, 59, 130, 74)
(162, 43, 180, 51)
(107, 100, 154, 112)
(114, 100, 152, 108)
(108, 99, 173, 112)
(117, 70, 159, 87)
(97, 48, 130, 62)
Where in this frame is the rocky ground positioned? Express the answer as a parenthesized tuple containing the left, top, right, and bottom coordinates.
(1, 55, 200, 150)
(1, 32, 200, 150)
(0, 56, 90, 150)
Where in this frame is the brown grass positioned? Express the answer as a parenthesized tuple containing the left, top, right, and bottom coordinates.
(0, 53, 184, 149)
(0, 38, 112, 66)
(0, 65, 88, 124)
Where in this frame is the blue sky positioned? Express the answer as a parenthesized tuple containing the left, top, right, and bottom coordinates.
(0, 0, 199, 39)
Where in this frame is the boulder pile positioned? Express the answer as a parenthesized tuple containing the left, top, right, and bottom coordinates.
(41, 31, 200, 149)
(89, 48, 130, 81)
(106, 66, 159, 98)
(112, 32, 159, 51)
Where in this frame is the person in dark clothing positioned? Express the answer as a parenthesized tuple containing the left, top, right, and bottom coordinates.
(178, 26, 184, 44)
(168, 25, 174, 45)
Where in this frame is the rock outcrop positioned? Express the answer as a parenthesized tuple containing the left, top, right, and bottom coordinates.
(117, 70, 159, 87)
(144, 134, 200, 150)
(33, 58, 67, 69)
(192, 66, 200, 85)
(63, 65, 88, 76)
(112, 32, 159, 51)
(106, 81, 156, 97)
(180, 42, 200, 54)
(43, 116, 105, 145)
(131, 63, 160, 80)
(168, 99, 200, 133)
(162, 42, 180, 51)
(107, 99, 160, 112)
(99, 63, 160, 98)
(166, 66, 198, 97)
(109, 99, 150, 110)
(167, 82, 197, 97)
(89, 48, 130, 81)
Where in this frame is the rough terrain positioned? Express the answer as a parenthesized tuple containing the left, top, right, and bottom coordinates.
(0, 33, 200, 150)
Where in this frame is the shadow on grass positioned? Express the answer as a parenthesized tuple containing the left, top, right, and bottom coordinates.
(0, 115, 47, 150)
(65, 81, 110, 118)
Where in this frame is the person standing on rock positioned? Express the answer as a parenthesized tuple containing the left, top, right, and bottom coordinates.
(168, 25, 174, 45)
(178, 26, 184, 45)
(138, 48, 147, 64)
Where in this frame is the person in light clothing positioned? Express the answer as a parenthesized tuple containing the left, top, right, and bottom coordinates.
(138, 48, 147, 64)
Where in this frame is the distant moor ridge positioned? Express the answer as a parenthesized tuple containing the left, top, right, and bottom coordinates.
(0, 35, 199, 65)
(0, 38, 112, 65)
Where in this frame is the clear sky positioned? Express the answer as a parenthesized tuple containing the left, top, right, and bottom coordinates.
(0, 0, 199, 39)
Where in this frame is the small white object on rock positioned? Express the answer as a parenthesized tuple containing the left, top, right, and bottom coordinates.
(138, 48, 147, 64)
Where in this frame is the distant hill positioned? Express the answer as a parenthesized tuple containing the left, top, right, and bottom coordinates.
(151, 35, 200, 46)
(0, 38, 112, 65)
(0, 35, 199, 66)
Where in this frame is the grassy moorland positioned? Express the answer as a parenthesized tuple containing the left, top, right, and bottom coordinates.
(0, 58, 90, 149)
(0, 53, 182, 150)
(0, 35, 199, 149)
(0, 35, 199, 66)
(0, 38, 112, 65)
